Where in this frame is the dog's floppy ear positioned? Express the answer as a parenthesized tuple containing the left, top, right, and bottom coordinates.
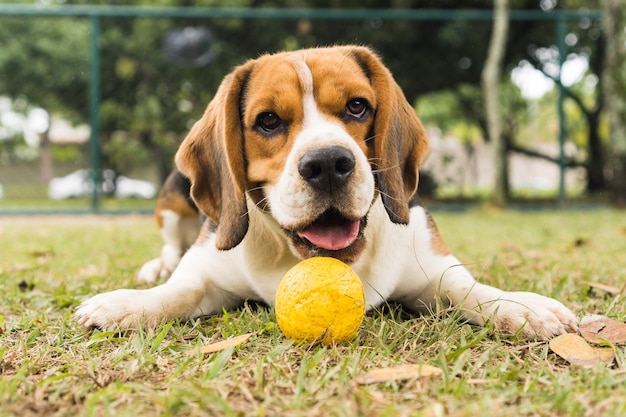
(175, 61, 254, 250)
(349, 46, 430, 224)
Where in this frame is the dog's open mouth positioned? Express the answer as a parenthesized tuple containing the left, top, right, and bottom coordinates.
(296, 209, 362, 251)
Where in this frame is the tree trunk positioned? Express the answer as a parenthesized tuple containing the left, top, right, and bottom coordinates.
(603, 0, 626, 206)
(39, 129, 54, 184)
(482, 0, 510, 207)
(586, 115, 606, 192)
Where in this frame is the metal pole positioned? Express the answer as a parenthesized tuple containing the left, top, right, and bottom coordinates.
(88, 15, 101, 213)
(556, 16, 567, 206)
(0, 4, 604, 22)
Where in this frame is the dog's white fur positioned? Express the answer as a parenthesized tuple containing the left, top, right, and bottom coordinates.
(137, 209, 200, 283)
(76, 46, 577, 339)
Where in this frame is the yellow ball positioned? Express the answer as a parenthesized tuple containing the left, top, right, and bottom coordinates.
(275, 257, 365, 345)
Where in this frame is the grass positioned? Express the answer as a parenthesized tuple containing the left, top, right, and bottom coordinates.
(1, 209, 626, 416)
(0, 194, 157, 212)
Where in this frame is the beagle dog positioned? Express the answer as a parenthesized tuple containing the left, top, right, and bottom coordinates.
(76, 46, 577, 339)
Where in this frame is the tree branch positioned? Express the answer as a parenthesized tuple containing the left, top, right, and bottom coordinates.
(508, 143, 584, 168)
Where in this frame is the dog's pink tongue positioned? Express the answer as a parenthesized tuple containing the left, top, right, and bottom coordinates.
(298, 220, 360, 251)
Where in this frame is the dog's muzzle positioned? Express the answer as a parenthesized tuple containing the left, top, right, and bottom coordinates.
(294, 146, 362, 251)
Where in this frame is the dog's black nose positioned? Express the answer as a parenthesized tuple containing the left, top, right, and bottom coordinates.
(298, 146, 356, 194)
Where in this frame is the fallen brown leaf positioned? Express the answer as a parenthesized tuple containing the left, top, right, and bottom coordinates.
(353, 364, 442, 385)
(588, 282, 622, 295)
(580, 315, 626, 344)
(186, 333, 253, 356)
(549, 333, 614, 367)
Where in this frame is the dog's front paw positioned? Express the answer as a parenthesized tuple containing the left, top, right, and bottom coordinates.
(137, 258, 165, 284)
(76, 289, 148, 332)
(137, 251, 179, 284)
(490, 292, 578, 340)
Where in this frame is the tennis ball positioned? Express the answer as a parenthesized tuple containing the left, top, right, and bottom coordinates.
(275, 257, 365, 345)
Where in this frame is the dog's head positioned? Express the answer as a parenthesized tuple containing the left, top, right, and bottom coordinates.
(176, 46, 429, 263)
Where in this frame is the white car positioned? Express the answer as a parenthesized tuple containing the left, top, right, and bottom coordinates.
(48, 169, 156, 200)
(115, 176, 157, 199)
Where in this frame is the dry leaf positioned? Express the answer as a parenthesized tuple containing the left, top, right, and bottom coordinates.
(353, 364, 442, 385)
(580, 315, 626, 344)
(186, 333, 253, 356)
(588, 282, 621, 295)
(549, 333, 614, 367)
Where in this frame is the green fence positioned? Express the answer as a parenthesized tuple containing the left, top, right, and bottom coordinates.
(0, 4, 603, 214)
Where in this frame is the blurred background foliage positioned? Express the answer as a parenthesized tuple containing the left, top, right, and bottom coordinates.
(0, 0, 619, 208)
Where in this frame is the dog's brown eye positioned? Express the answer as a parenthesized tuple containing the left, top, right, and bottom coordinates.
(257, 112, 282, 133)
(346, 98, 368, 119)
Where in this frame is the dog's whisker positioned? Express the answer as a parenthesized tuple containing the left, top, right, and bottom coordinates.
(375, 188, 403, 204)
(364, 134, 376, 143)
(369, 162, 403, 174)
(247, 185, 264, 193)
(242, 196, 271, 217)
